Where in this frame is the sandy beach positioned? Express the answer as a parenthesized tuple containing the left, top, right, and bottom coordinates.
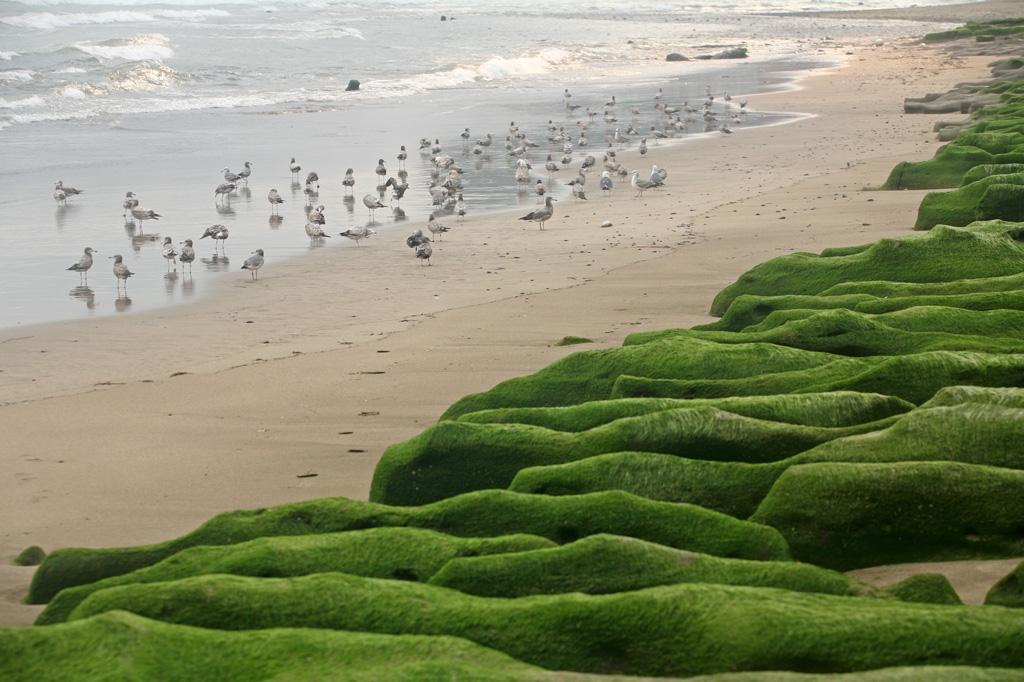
(3, 0, 1022, 626)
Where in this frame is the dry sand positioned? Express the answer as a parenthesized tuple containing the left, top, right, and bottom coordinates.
(3, 1, 1024, 625)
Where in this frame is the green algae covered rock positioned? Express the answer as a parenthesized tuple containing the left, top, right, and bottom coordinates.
(820, 270, 1024, 298)
(509, 403, 1024, 517)
(65, 573, 1024, 677)
(884, 573, 963, 606)
(696, 294, 878, 332)
(853, 289, 1024, 316)
(28, 489, 790, 604)
(428, 534, 884, 599)
(985, 559, 1024, 608)
(456, 391, 913, 431)
(625, 308, 1024, 356)
(2, 611, 553, 682)
(922, 385, 1024, 409)
(878, 146, 1000, 190)
(371, 407, 891, 506)
(962, 163, 1024, 185)
(35, 527, 555, 625)
(915, 173, 1024, 230)
(440, 337, 840, 419)
(710, 222, 1024, 317)
(751, 462, 1024, 570)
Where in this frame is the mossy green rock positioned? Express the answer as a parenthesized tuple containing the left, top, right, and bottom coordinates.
(456, 391, 913, 431)
(28, 489, 790, 604)
(751, 461, 1024, 570)
(985, 559, 1024, 608)
(879, 146, 1000, 190)
(922, 385, 1024, 408)
(440, 337, 840, 419)
(853, 289, 1024, 316)
(710, 222, 1024, 316)
(13, 545, 45, 567)
(884, 573, 963, 606)
(696, 294, 878, 332)
(371, 407, 889, 505)
(35, 527, 555, 625)
(962, 164, 1024, 186)
(66, 573, 1024, 677)
(428, 533, 884, 600)
(915, 173, 1024, 230)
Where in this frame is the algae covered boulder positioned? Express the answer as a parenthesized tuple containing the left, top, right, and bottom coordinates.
(709, 221, 1024, 316)
(985, 559, 1024, 608)
(35, 527, 555, 625)
(428, 533, 883, 600)
(884, 573, 963, 606)
(751, 461, 1024, 570)
(915, 173, 1024, 230)
(371, 406, 887, 506)
(65, 573, 1024, 677)
(28, 489, 790, 603)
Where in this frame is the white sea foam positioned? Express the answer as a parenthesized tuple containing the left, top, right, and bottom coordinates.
(0, 70, 37, 82)
(59, 86, 87, 99)
(0, 52, 20, 61)
(2, 9, 228, 30)
(75, 43, 175, 61)
(0, 95, 45, 109)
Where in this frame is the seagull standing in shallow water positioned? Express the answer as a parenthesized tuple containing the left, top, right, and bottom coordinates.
(161, 236, 178, 269)
(289, 157, 301, 177)
(362, 194, 385, 220)
(241, 249, 264, 280)
(343, 168, 356, 195)
(110, 254, 133, 291)
(268, 188, 284, 214)
(179, 239, 195, 273)
(67, 247, 96, 283)
(305, 222, 330, 241)
(201, 224, 229, 251)
(215, 182, 236, 202)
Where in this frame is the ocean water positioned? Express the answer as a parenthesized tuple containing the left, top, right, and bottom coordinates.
(0, 0, 959, 330)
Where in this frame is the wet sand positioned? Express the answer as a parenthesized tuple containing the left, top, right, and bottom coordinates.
(3, 3, 1024, 624)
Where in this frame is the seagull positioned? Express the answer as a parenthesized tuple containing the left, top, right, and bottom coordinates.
(268, 188, 284, 213)
(639, 138, 648, 156)
(427, 212, 451, 241)
(600, 171, 613, 195)
(650, 126, 668, 142)
(719, 124, 733, 134)
(603, 111, 616, 124)
(161, 236, 178, 269)
(339, 225, 376, 245)
(375, 159, 387, 187)
(130, 200, 161, 225)
(614, 128, 628, 146)
(54, 180, 83, 199)
(581, 155, 596, 173)
(414, 241, 432, 265)
(578, 132, 588, 147)
(455, 194, 467, 220)
(308, 204, 325, 225)
(384, 176, 408, 203)
(461, 127, 471, 143)
(200, 224, 228, 251)
(651, 165, 668, 186)
(110, 254, 134, 291)
(237, 161, 253, 184)
(215, 182, 236, 202)
(343, 168, 356, 195)
(631, 170, 656, 197)
(518, 196, 556, 230)
(544, 155, 560, 175)
(406, 229, 429, 248)
(122, 191, 137, 217)
(179, 239, 195, 273)
(362, 193, 385, 219)
(654, 88, 663, 100)
(222, 167, 240, 184)
(305, 222, 331, 241)
(305, 171, 320, 189)
(534, 179, 546, 200)
(53, 187, 67, 204)
(740, 98, 748, 109)
(289, 157, 301, 177)
(606, 95, 616, 106)
(397, 145, 408, 168)
(723, 91, 732, 101)
(67, 247, 96, 283)
(476, 132, 493, 147)
(515, 158, 531, 184)
(241, 249, 264, 280)
(572, 182, 587, 202)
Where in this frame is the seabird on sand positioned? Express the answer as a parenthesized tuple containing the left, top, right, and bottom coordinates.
(415, 241, 432, 265)
(600, 171, 613, 195)
(67, 247, 96, 283)
(455, 194, 467, 220)
(305, 222, 330, 241)
(241, 249, 264, 280)
(406, 229, 429, 248)
(518, 196, 556, 230)
(631, 170, 656, 197)
(339, 225, 376, 245)
(427, 212, 450, 241)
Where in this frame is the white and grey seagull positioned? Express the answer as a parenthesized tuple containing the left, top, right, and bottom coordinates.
(110, 254, 134, 291)
(339, 225, 376, 245)
(179, 239, 196, 273)
(427, 212, 450, 241)
(362, 193, 385, 220)
(631, 169, 656, 197)
(518, 196, 556, 230)
(67, 247, 96, 283)
(268, 188, 284, 214)
(161, 236, 178, 269)
(241, 249, 264, 280)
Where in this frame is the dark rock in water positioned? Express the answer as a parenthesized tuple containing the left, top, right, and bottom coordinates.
(665, 53, 688, 61)
(345, 80, 360, 91)
(695, 47, 748, 60)
(441, 15, 447, 21)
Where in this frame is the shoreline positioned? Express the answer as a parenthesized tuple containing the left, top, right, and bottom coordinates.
(2, 11, 1022, 625)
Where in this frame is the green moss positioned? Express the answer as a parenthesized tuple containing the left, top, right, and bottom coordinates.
(2, 611, 553, 682)
(961, 164, 1024, 186)
(819, 271, 1024, 298)
(710, 222, 1024, 316)
(696, 294, 877, 332)
(428, 534, 885, 599)
(456, 392, 913, 431)
(977, 183, 1024, 222)
(915, 173, 1024, 230)
(12, 545, 45, 567)
(751, 462, 1024, 570)
(985, 560, 1024, 608)
(371, 407, 892, 505)
(508, 403, 1024, 517)
(877, 147, 997, 190)
(923, 27, 974, 42)
(35, 527, 555, 625)
(440, 337, 840, 419)
(66, 574, 1024, 677)
(555, 335, 594, 346)
(883, 574, 962, 606)
(27, 489, 790, 604)
(922, 385, 1024, 408)
(624, 308, 1024, 356)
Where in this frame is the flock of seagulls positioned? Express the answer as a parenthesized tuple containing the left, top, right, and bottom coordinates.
(59, 82, 748, 295)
